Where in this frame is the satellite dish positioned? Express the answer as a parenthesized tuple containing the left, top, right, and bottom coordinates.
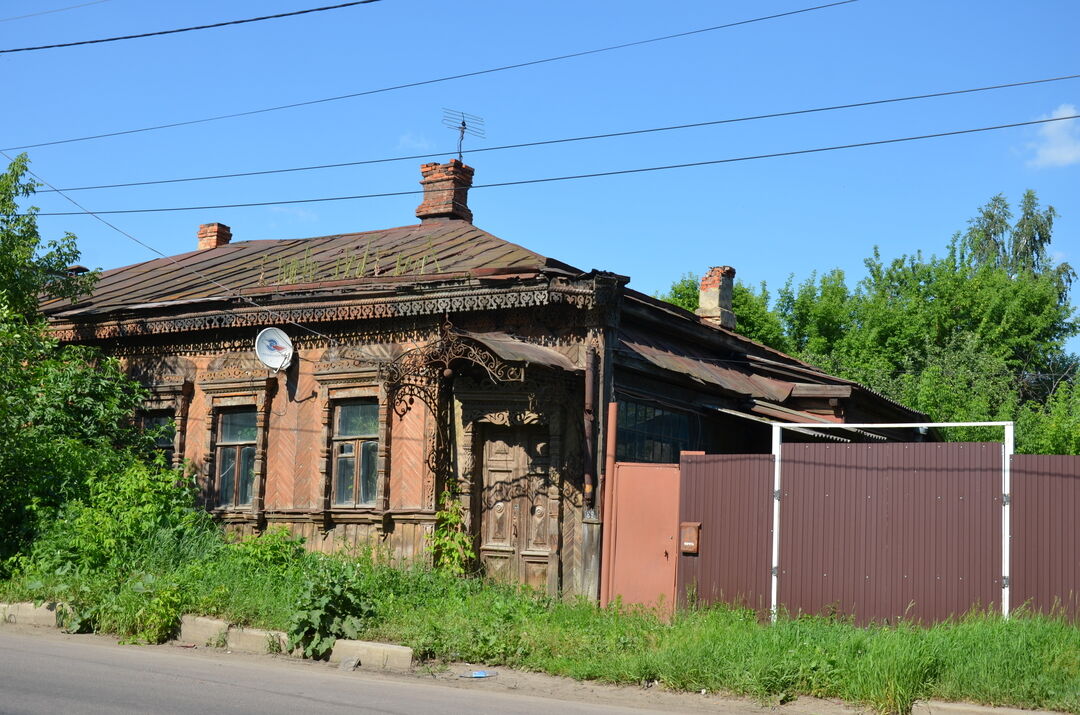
(255, 327, 294, 372)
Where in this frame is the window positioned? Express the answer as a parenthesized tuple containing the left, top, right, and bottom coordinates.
(332, 400, 379, 506)
(140, 410, 176, 466)
(616, 399, 693, 463)
(216, 409, 256, 507)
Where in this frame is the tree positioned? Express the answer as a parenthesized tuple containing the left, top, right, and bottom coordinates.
(0, 155, 94, 317)
(0, 155, 152, 567)
(655, 272, 790, 351)
(655, 191, 1079, 453)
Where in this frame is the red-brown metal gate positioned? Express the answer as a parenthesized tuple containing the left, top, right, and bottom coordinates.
(600, 462, 680, 612)
(1012, 455, 1080, 619)
(778, 443, 1001, 624)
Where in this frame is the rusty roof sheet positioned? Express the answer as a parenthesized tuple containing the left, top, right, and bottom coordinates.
(42, 220, 581, 317)
(459, 331, 580, 373)
(617, 326, 794, 402)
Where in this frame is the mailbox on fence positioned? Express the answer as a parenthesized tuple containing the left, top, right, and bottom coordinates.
(680, 522, 701, 555)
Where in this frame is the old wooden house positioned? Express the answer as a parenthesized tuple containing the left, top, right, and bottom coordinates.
(43, 159, 924, 598)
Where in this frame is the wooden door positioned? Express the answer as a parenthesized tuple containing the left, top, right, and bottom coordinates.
(478, 425, 557, 591)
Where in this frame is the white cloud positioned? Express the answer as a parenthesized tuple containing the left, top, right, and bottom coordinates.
(1027, 104, 1080, 168)
(397, 132, 433, 151)
(268, 205, 319, 222)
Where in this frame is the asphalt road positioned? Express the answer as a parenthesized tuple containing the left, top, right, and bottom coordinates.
(0, 628, 682, 715)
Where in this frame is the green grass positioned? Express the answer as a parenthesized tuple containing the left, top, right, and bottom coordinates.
(4, 517, 1078, 715)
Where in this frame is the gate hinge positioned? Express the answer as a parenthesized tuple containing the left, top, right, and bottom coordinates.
(1002, 576, 1010, 588)
(773, 489, 781, 501)
(1002, 494, 1011, 506)
(771, 566, 778, 577)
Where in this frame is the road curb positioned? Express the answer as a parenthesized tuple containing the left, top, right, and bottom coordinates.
(177, 614, 412, 670)
(1, 601, 60, 627)
(2, 604, 413, 672)
(913, 702, 1063, 715)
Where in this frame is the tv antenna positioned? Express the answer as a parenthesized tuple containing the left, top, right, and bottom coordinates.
(442, 108, 485, 161)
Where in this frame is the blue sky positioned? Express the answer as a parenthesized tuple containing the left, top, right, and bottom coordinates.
(4, 0, 1079, 352)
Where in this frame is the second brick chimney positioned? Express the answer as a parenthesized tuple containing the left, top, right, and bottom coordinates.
(415, 159, 474, 223)
(696, 266, 736, 331)
(197, 222, 232, 250)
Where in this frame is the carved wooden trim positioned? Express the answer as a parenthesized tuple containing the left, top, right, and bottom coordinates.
(49, 282, 598, 343)
(142, 380, 193, 469)
(313, 367, 388, 529)
(203, 376, 276, 526)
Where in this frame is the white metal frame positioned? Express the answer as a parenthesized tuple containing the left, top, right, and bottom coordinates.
(768, 420, 1014, 622)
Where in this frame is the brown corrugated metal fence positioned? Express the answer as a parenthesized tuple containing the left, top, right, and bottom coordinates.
(600, 445, 1080, 624)
(778, 443, 1002, 624)
(1012, 455, 1080, 619)
(678, 454, 772, 612)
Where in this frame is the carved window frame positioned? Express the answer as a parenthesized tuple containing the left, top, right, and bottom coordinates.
(199, 372, 275, 521)
(140, 379, 192, 470)
(314, 366, 391, 516)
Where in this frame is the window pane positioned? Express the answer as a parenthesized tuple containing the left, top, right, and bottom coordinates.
(142, 413, 175, 448)
(336, 402, 378, 437)
(237, 445, 255, 505)
(359, 440, 378, 504)
(221, 410, 257, 443)
(218, 448, 236, 507)
(334, 442, 355, 504)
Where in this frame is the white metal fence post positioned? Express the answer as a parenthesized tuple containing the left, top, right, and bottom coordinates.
(1002, 422, 1014, 618)
(770, 423, 782, 623)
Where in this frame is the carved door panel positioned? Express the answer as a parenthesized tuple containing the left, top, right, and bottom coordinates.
(479, 425, 556, 592)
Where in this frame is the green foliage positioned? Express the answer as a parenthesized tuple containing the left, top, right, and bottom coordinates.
(0, 157, 153, 567)
(1017, 379, 1080, 455)
(0, 154, 96, 318)
(657, 191, 1078, 453)
(655, 271, 700, 312)
(654, 272, 791, 351)
(731, 281, 791, 352)
(286, 556, 376, 660)
(431, 488, 476, 575)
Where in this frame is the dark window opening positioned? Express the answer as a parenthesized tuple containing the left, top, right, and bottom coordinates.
(140, 410, 176, 466)
(217, 409, 256, 507)
(616, 399, 694, 463)
(332, 400, 379, 506)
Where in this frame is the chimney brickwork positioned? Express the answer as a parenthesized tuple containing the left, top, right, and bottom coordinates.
(197, 223, 232, 250)
(697, 265, 737, 331)
(415, 159, 474, 223)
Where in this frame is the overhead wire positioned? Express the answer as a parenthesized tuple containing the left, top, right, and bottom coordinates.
(1, 0, 858, 150)
(0, 0, 111, 24)
(2, 148, 341, 345)
(38, 71, 1080, 193)
(0, 1, 382, 54)
(32, 114, 1080, 217)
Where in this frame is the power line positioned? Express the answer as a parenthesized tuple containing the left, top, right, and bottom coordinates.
(32, 114, 1080, 217)
(39, 71, 1080, 193)
(3, 149, 340, 345)
(0, 0, 111, 24)
(0, 0, 382, 54)
(2, 0, 858, 150)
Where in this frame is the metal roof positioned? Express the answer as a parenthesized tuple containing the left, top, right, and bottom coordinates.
(617, 326, 794, 402)
(459, 331, 580, 373)
(42, 220, 581, 317)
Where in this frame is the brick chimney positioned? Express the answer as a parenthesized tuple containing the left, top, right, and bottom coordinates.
(415, 159, 474, 223)
(696, 266, 736, 330)
(197, 222, 232, 250)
